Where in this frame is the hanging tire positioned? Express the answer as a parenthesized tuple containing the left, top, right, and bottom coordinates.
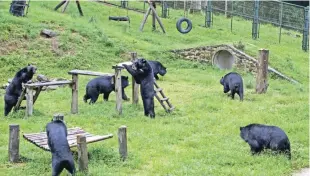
(176, 17, 192, 34)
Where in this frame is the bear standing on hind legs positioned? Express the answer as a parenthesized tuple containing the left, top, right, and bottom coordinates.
(123, 58, 155, 118)
(46, 120, 76, 176)
(4, 64, 37, 116)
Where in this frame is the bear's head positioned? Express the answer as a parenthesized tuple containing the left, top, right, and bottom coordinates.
(158, 64, 167, 76)
(132, 58, 151, 73)
(27, 64, 37, 75)
(20, 64, 37, 83)
(121, 76, 129, 88)
(239, 126, 249, 142)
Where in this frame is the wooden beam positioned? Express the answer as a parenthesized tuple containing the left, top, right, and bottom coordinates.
(33, 87, 42, 105)
(139, 7, 152, 32)
(118, 126, 127, 161)
(256, 49, 269, 93)
(71, 74, 78, 114)
(54, 0, 66, 11)
(68, 69, 114, 77)
(8, 124, 19, 163)
(13, 88, 26, 112)
(115, 68, 122, 115)
(24, 80, 72, 88)
(76, 0, 83, 16)
(62, 0, 70, 13)
(149, 3, 166, 33)
(25, 88, 34, 117)
(130, 52, 139, 105)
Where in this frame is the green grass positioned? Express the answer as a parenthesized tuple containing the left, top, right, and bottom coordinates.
(0, 1, 308, 176)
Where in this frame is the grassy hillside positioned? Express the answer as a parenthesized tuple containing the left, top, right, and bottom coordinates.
(0, 1, 308, 176)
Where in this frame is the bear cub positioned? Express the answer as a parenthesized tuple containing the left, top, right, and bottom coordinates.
(123, 58, 155, 118)
(46, 120, 76, 176)
(4, 64, 37, 116)
(240, 123, 291, 159)
(148, 60, 167, 80)
(220, 72, 244, 101)
(83, 75, 129, 104)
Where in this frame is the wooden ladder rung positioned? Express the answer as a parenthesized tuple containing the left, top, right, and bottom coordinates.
(169, 106, 175, 112)
(155, 88, 163, 92)
(160, 97, 169, 101)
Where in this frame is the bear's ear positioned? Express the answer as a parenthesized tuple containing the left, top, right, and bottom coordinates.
(125, 76, 128, 79)
(28, 63, 31, 66)
(239, 127, 243, 131)
(141, 59, 146, 63)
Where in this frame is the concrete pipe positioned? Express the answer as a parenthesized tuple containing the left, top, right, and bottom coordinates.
(212, 49, 235, 69)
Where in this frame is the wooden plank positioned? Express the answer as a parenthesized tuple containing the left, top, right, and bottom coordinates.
(155, 93, 169, 112)
(14, 88, 26, 112)
(24, 81, 72, 88)
(256, 49, 269, 94)
(23, 127, 83, 138)
(54, 0, 66, 11)
(115, 61, 133, 68)
(115, 68, 122, 115)
(154, 82, 173, 108)
(130, 52, 139, 105)
(68, 69, 114, 76)
(152, 2, 156, 31)
(62, 0, 70, 13)
(71, 74, 78, 114)
(149, 2, 166, 33)
(25, 88, 34, 117)
(8, 124, 19, 163)
(139, 7, 152, 31)
(76, 0, 84, 16)
(118, 126, 127, 161)
(77, 135, 88, 173)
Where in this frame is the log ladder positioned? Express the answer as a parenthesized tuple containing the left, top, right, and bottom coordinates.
(154, 81, 174, 113)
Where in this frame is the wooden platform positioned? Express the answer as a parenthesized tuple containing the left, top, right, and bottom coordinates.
(23, 127, 113, 151)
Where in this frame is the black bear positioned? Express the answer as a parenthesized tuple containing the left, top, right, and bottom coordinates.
(220, 72, 244, 101)
(83, 75, 129, 104)
(46, 120, 76, 176)
(148, 60, 167, 80)
(123, 58, 155, 118)
(240, 123, 291, 159)
(4, 64, 37, 116)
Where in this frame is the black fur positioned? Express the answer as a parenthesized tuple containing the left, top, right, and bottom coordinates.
(123, 58, 155, 118)
(46, 120, 76, 176)
(148, 60, 167, 80)
(4, 64, 36, 116)
(220, 72, 244, 101)
(83, 75, 129, 104)
(240, 123, 291, 159)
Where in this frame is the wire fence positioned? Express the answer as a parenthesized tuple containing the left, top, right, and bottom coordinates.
(98, 0, 309, 51)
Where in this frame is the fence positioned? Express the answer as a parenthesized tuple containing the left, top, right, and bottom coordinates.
(99, 1, 309, 51)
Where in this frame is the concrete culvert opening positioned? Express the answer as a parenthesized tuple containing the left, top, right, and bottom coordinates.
(212, 50, 235, 69)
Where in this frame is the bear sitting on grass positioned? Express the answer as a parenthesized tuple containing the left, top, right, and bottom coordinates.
(123, 58, 155, 118)
(240, 123, 291, 159)
(4, 64, 37, 116)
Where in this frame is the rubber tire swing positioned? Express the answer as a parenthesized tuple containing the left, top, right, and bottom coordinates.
(176, 17, 192, 34)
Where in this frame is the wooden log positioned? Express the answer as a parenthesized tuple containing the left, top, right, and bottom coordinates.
(71, 74, 78, 114)
(75, 0, 83, 16)
(54, 0, 66, 11)
(256, 49, 269, 94)
(77, 135, 88, 173)
(13, 88, 26, 112)
(130, 52, 139, 105)
(152, 2, 156, 31)
(115, 68, 122, 115)
(139, 7, 152, 32)
(149, 3, 166, 33)
(62, 0, 70, 13)
(26, 88, 34, 117)
(24, 80, 72, 88)
(68, 69, 114, 77)
(109, 16, 130, 21)
(118, 126, 127, 161)
(53, 113, 64, 121)
(8, 124, 19, 163)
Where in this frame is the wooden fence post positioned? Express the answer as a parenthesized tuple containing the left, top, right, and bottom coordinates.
(118, 126, 127, 161)
(71, 74, 78, 114)
(115, 68, 122, 115)
(130, 52, 139, 105)
(77, 135, 88, 173)
(25, 88, 34, 117)
(8, 124, 19, 163)
(53, 113, 64, 121)
(152, 2, 156, 31)
(256, 49, 269, 93)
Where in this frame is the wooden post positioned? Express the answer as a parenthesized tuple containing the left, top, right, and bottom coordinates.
(152, 2, 156, 31)
(8, 124, 19, 163)
(53, 113, 64, 121)
(75, 0, 84, 16)
(149, 3, 166, 33)
(25, 88, 34, 117)
(62, 0, 70, 13)
(54, 0, 66, 11)
(139, 7, 151, 32)
(115, 68, 122, 115)
(77, 135, 88, 173)
(71, 74, 78, 114)
(118, 126, 127, 161)
(256, 49, 269, 94)
(33, 87, 42, 105)
(130, 52, 139, 105)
